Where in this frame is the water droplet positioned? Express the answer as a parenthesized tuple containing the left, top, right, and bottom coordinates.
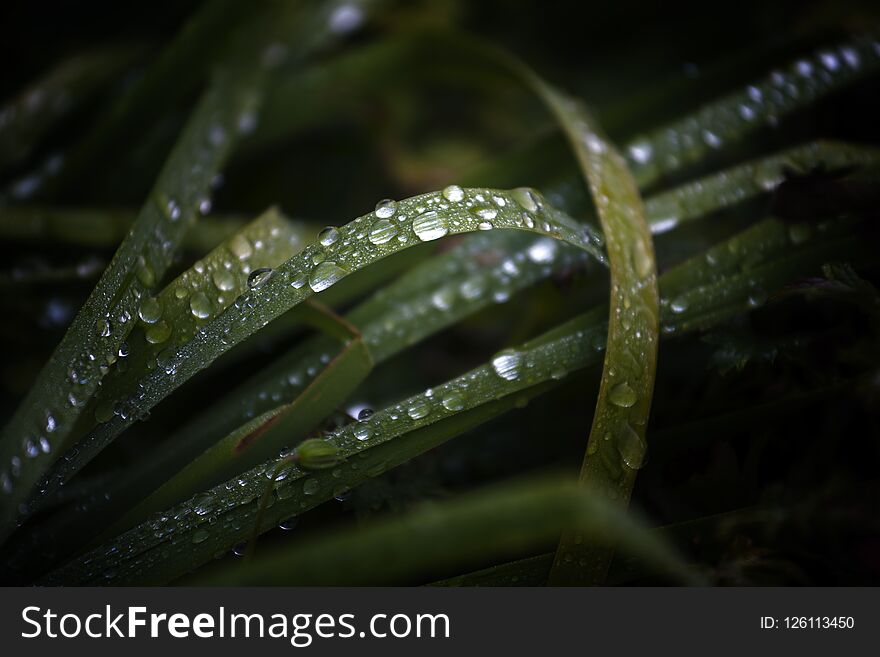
(608, 381, 637, 408)
(247, 267, 274, 289)
(442, 185, 465, 202)
(318, 226, 340, 246)
(407, 398, 431, 420)
(368, 218, 398, 245)
(302, 478, 320, 495)
(492, 349, 523, 381)
(353, 423, 372, 441)
(189, 291, 212, 319)
(431, 288, 454, 311)
(229, 234, 253, 260)
(212, 269, 235, 291)
(628, 141, 653, 164)
(374, 199, 397, 219)
(357, 408, 374, 421)
(441, 391, 465, 411)
(512, 187, 541, 213)
(138, 297, 162, 324)
(617, 423, 647, 469)
(96, 318, 111, 338)
(145, 320, 171, 344)
(309, 261, 347, 292)
(527, 238, 556, 264)
(279, 517, 298, 531)
(412, 211, 448, 241)
(669, 296, 689, 314)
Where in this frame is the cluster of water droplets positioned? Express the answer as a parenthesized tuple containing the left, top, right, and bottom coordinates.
(624, 35, 880, 186)
(645, 141, 879, 235)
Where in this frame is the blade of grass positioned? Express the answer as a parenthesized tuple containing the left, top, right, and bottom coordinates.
(527, 82, 659, 585)
(192, 476, 698, 586)
(0, 0, 377, 537)
(0, 44, 145, 173)
(3, 0, 250, 202)
(0, 206, 253, 253)
(624, 33, 880, 188)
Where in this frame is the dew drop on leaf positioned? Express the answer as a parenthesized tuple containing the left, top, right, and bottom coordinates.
(309, 261, 347, 292)
(368, 219, 398, 245)
(413, 211, 449, 241)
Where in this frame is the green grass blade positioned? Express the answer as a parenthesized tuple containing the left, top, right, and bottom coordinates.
(5, 0, 251, 202)
(525, 78, 659, 584)
(192, 477, 698, 586)
(0, 206, 252, 253)
(0, 45, 145, 174)
(624, 34, 880, 187)
(0, 1, 330, 537)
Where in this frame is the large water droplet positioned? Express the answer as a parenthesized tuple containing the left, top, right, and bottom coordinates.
(189, 291, 212, 319)
(441, 391, 465, 411)
(512, 187, 541, 213)
(407, 398, 431, 420)
(617, 423, 647, 470)
(374, 199, 397, 219)
(413, 211, 448, 241)
(318, 226, 340, 246)
(368, 219, 398, 245)
(442, 185, 464, 202)
(608, 381, 637, 408)
(229, 234, 253, 260)
(492, 349, 523, 381)
(353, 423, 372, 441)
(212, 269, 235, 291)
(309, 261, 347, 292)
(247, 267, 274, 289)
(138, 297, 162, 324)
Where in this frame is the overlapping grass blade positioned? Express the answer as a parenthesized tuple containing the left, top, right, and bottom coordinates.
(40, 211, 866, 585)
(0, 206, 250, 253)
(0, 0, 364, 536)
(30, 188, 605, 510)
(0, 45, 144, 174)
(624, 34, 880, 187)
(525, 80, 659, 584)
(193, 477, 698, 586)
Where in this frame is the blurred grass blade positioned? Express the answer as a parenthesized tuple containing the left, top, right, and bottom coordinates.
(646, 140, 880, 233)
(5, 0, 251, 202)
(527, 81, 659, 585)
(0, 0, 353, 537)
(33, 187, 605, 506)
(193, 477, 698, 586)
(0, 45, 145, 174)
(624, 34, 880, 187)
(41, 210, 866, 585)
(0, 206, 253, 252)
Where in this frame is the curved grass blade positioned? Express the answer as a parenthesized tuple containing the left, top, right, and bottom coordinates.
(0, 0, 347, 537)
(526, 80, 660, 584)
(193, 477, 698, 586)
(40, 210, 865, 585)
(0, 45, 145, 174)
(31, 187, 605, 510)
(624, 34, 880, 187)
